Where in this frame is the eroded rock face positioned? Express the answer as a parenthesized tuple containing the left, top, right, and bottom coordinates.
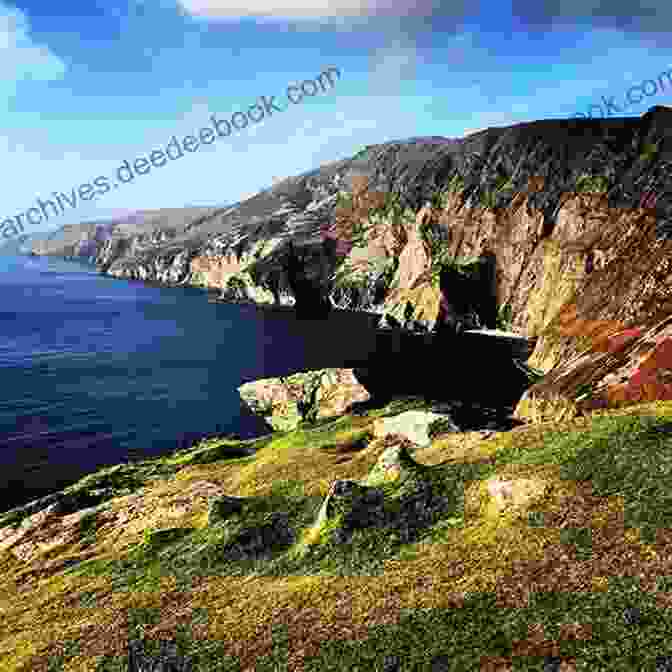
(284, 241, 332, 318)
(237, 368, 371, 432)
(515, 312, 672, 423)
(511, 197, 672, 422)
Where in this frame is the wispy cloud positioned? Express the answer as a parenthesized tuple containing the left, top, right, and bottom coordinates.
(176, 0, 448, 19)
(0, 3, 66, 98)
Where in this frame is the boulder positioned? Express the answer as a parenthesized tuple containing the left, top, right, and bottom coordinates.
(464, 475, 553, 523)
(372, 410, 461, 447)
(485, 476, 550, 516)
(311, 479, 388, 545)
(237, 368, 371, 432)
(362, 440, 429, 488)
(305, 439, 454, 548)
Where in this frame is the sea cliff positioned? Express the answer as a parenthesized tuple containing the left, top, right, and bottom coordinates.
(30, 106, 672, 423)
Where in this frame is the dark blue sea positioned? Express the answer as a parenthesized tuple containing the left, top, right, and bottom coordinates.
(0, 255, 380, 514)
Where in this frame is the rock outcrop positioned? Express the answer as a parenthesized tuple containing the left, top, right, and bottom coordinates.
(371, 410, 461, 447)
(237, 368, 371, 432)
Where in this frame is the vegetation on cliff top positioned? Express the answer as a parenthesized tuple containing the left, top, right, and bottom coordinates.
(3, 398, 672, 669)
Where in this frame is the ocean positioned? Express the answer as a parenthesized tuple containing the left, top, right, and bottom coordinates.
(0, 254, 380, 514)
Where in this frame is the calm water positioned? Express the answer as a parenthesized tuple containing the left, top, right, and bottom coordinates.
(0, 255, 380, 514)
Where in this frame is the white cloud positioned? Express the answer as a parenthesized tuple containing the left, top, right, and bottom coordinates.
(176, 0, 436, 20)
(178, 0, 365, 18)
(0, 3, 65, 95)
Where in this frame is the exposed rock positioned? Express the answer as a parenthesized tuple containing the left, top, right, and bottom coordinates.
(517, 315, 672, 422)
(482, 476, 551, 520)
(380, 206, 442, 330)
(305, 439, 454, 548)
(31, 209, 220, 265)
(310, 479, 387, 545)
(237, 368, 371, 432)
(372, 410, 461, 447)
(0, 485, 114, 532)
(513, 210, 672, 422)
(0, 473, 229, 566)
(406, 319, 430, 333)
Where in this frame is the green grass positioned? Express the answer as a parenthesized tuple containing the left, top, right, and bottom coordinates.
(8, 403, 672, 670)
(447, 173, 465, 193)
(352, 145, 372, 161)
(478, 174, 517, 210)
(496, 302, 514, 331)
(302, 582, 672, 671)
(575, 174, 611, 194)
(480, 188, 499, 210)
(97, 582, 672, 670)
(639, 141, 660, 163)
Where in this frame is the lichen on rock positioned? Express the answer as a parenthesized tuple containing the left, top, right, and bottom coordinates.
(238, 368, 371, 432)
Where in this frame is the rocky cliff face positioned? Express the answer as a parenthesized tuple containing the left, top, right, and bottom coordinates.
(29, 207, 225, 269)
(31, 105, 672, 423)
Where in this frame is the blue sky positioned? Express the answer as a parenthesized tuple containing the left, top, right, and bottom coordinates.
(2, 0, 671, 236)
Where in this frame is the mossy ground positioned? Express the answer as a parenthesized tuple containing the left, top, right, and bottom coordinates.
(3, 398, 672, 670)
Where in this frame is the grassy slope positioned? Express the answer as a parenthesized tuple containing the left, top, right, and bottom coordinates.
(2, 398, 672, 670)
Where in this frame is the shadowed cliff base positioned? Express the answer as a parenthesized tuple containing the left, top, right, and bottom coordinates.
(352, 332, 533, 424)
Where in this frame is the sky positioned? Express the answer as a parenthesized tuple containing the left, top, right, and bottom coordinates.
(1, 0, 671, 237)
